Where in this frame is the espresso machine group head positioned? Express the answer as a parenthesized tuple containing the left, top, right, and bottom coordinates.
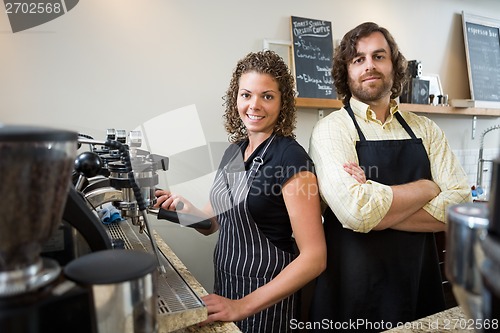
(76, 130, 168, 228)
(75, 129, 211, 235)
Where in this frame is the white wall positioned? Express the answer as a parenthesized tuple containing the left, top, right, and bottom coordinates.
(1, 0, 500, 291)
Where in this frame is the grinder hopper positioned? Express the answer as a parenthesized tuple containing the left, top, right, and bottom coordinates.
(0, 125, 77, 295)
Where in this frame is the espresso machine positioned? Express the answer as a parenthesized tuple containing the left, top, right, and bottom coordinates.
(0, 125, 212, 332)
(69, 128, 212, 331)
(446, 157, 500, 332)
(481, 158, 500, 325)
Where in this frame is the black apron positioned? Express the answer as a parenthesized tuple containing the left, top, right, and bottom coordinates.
(310, 104, 445, 332)
(210, 135, 296, 333)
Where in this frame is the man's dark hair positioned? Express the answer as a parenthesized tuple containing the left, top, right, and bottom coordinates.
(332, 22, 409, 104)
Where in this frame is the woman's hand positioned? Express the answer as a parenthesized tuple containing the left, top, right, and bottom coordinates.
(199, 294, 248, 325)
(154, 189, 219, 235)
(153, 189, 186, 211)
(343, 161, 367, 184)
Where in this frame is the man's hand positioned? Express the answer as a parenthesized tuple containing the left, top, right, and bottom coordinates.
(343, 161, 367, 184)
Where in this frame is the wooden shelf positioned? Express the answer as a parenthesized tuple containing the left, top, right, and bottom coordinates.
(295, 98, 500, 117)
(295, 97, 343, 109)
(399, 103, 500, 117)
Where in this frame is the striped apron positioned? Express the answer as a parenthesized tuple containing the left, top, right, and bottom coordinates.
(210, 135, 296, 333)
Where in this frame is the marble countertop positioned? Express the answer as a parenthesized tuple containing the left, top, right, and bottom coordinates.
(384, 306, 473, 332)
(154, 232, 241, 333)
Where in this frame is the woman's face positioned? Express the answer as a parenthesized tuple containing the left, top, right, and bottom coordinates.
(237, 71, 281, 137)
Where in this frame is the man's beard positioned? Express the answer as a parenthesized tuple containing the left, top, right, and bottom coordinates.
(348, 72, 393, 102)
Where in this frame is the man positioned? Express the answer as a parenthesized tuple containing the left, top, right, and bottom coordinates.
(308, 22, 471, 331)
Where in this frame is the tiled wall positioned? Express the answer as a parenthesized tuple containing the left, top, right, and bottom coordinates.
(453, 148, 500, 198)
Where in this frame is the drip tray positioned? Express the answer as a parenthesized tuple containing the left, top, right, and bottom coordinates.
(107, 221, 207, 332)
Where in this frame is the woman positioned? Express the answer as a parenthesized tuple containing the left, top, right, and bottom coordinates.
(155, 50, 326, 333)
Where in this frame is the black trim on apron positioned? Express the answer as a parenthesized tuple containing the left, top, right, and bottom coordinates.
(211, 134, 297, 333)
(310, 104, 445, 332)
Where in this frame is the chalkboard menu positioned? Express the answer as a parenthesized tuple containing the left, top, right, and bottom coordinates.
(290, 16, 335, 99)
(462, 12, 500, 104)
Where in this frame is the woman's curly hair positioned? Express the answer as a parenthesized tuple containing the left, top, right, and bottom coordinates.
(223, 50, 297, 143)
(332, 22, 409, 104)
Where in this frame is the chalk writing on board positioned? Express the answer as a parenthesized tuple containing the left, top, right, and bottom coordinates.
(290, 16, 335, 99)
(462, 12, 500, 103)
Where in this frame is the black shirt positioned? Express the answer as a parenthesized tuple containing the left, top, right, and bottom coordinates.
(216, 135, 315, 253)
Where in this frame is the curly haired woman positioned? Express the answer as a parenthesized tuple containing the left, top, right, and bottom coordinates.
(155, 50, 326, 333)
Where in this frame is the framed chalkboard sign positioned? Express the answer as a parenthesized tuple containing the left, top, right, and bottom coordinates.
(290, 16, 336, 99)
(461, 12, 500, 108)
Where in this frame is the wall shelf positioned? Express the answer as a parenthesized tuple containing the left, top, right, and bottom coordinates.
(295, 97, 500, 117)
(296, 97, 343, 109)
(399, 103, 500, 117)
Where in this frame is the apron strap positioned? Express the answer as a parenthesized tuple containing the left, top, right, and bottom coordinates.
(345, 103, 366, 142)
(394, 112, 418, 139)
(221, 134, 277, 206)
(346, 102, 419, 140)
(247, 134, 276, 186)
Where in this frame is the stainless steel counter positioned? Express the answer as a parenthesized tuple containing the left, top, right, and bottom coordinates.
(106, 221, 240, 333)
(153, 232, 241, 333)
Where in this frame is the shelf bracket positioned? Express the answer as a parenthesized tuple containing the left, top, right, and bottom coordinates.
(318, 109, 324, 120)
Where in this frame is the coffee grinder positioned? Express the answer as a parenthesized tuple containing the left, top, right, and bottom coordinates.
(0, 125, 95, 332)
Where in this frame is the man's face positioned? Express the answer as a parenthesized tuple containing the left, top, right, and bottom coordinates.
(347, 31, 394, 103)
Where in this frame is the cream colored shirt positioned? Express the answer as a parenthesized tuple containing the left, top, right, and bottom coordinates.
(309, 98, 472, 233)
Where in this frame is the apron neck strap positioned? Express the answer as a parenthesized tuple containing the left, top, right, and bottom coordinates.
(394, 112, 418, 139)
(346, 102, 418, 140)
(250, 133, 276, 173)
(345, 103, 366, 141)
